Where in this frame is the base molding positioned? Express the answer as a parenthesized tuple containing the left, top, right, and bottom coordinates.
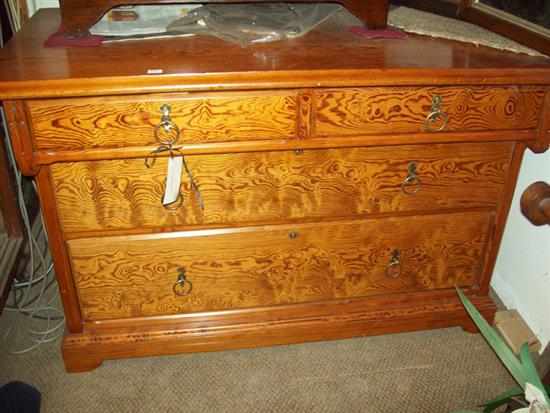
(62, 293, 496, 373)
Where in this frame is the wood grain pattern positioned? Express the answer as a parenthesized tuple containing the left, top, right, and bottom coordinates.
(530, 91, 550, 153)
(35, 168, 83, 332)
(62, 292, 497, 372)
(4, 9, 548, 372)
(315, 87, 546, 137)
(3, 101, 38, 176)
(477, 142, 525, 294)
(51, 142, 512, 233)
(68, 212, 491, 320)
(33, 129, 536, 168)
(27, 92, 298, 151)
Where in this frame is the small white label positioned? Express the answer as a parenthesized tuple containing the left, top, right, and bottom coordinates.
(147, 69, 164, 74)
(163, 156, 183, 206)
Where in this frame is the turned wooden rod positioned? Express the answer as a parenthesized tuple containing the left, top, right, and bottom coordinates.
(521, 182, 550, 226)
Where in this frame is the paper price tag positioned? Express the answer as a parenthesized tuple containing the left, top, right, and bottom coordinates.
(163, 156, 183, 206)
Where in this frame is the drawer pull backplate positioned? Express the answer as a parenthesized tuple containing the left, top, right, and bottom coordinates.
(424, 95, 449, 132)
(401, 162, 421, 195)
(155, 104, 181, 145)
(173, 267, 193, 297)
(386, 249, 401, 279)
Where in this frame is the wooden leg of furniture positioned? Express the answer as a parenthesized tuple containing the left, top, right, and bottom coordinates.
(62, 343, 104, 373)
(460, 319, 481, 334)
(342, 0, 390, 28)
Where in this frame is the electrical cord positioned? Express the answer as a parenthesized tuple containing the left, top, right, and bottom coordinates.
(1, 107, 65, 355)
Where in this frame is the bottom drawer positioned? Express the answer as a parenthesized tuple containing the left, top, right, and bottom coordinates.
(68, 211, 492, 321)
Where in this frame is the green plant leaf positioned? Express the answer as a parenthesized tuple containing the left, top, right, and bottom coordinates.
(481, 386, 523, 412)
(456, 288, 528, 388)
(519, 343, 550, 405)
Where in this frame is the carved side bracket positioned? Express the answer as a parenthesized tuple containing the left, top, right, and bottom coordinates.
(3, 101, 39, 176)
(528, 91, 550, 154)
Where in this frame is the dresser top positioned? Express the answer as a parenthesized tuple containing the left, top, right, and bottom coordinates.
(1, 8, 550, 99)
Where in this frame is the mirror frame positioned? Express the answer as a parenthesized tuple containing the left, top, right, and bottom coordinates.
(459, 0, 550, 55)
(397, 0, 550, 55)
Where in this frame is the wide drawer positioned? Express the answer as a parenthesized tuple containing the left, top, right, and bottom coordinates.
(68, 211, 492, 321)
(51, 142, 512, 233)
(27, 91, 299, 151)
(314, 86, 545, 136)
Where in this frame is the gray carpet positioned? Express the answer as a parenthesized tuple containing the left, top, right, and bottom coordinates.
(0, 324, 515, 413)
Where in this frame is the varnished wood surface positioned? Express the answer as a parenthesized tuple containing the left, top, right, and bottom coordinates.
(28, 92, 299, 150)
(477, 142, 524, 294)
(3, 101, 38, 176)
(68, 212, 491, 320)
(27, 87, 544, 152)
(51, 143, 512, 233)
(62, 291, 497, 372)
(35, 168, 83, 332)
(2, 10, 550, 99)
(315, 87, 545, 136)
(27, 129, 535, 169)
(1, 7, 546, 372)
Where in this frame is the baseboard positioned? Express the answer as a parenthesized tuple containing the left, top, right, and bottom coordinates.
(62, 292, 496, 373)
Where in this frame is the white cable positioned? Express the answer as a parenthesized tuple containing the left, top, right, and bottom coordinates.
(1, 107, 65, 355)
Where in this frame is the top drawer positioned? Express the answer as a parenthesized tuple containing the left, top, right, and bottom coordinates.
(26, 86, 547, 153)
(27, 91, 299, 151)
(314, 86, 546, 136)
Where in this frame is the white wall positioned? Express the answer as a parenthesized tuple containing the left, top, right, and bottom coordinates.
(26, 0, 59, 16)
(492, 149, 550, 350)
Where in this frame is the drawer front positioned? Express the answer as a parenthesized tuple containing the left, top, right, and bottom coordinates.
(27, 92, 299, 151)
(51, 142, 512, 233)
(68, 211, 492, 321)
(315, 87, 545, 136)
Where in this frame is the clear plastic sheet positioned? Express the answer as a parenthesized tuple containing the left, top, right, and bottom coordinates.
(91, 5, 201, 36)
(167, 3, 342, 45)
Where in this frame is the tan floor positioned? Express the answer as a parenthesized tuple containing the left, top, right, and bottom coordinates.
(0, 324, 514, 413)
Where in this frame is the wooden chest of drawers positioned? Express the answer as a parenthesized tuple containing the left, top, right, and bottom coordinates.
(2, 10, 550, 372)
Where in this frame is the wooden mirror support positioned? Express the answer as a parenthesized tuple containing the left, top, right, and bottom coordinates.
(521, 182, 550, 226)
(58, 0, 390, 35)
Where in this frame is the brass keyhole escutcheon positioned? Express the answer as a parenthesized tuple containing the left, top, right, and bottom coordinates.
(288, 231, 299, 240)
(173, 267, 193, 296)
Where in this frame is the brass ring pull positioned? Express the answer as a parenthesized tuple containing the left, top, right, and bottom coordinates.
(385, 250, 401, 279)
(173, 267, 193, 297)
(424, 95, 449, 132)
(155, 104, 180, 145)
(401, 162, 421, 195)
